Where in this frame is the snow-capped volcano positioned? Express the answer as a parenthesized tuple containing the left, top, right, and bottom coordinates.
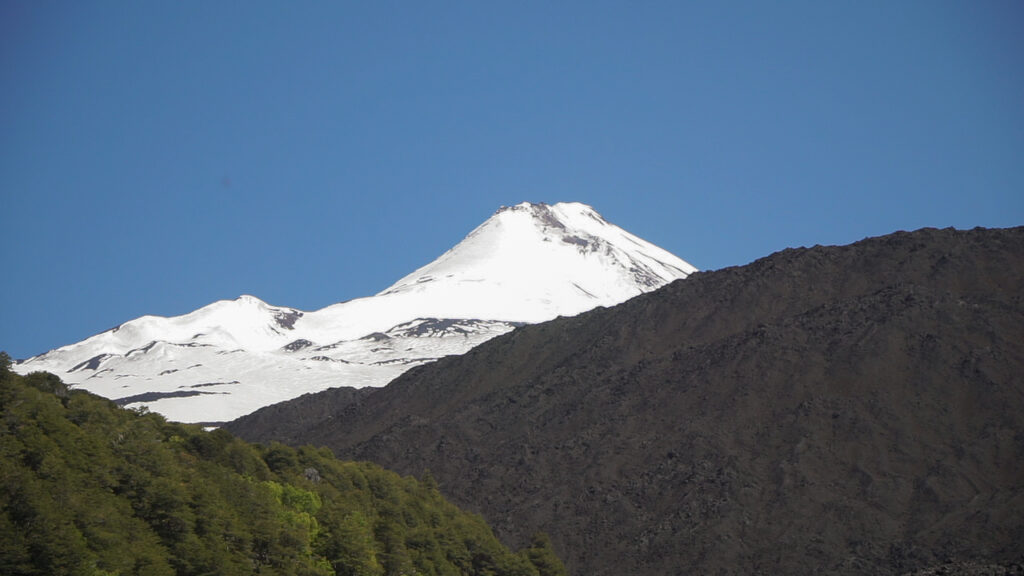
(16, 202, 696, 423)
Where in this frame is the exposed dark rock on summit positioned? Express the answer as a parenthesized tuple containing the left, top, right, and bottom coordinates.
(227, 226, 1024, 576)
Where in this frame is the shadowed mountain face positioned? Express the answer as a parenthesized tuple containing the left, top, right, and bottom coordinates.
(227, 227, 1024, 576)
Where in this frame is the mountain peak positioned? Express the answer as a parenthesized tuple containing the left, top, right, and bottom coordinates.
(17, 202, 696, 422)
(493, 201, 603, 229)
(496, 200, 554, 212)
(235, 294, 265, 304)
(377, 202, 696, 320)
(487, 202, 586, 239)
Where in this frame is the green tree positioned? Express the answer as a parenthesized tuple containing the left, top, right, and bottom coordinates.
(23, 371, 69, 401)
(321, 510, 383, 576)
(524, 533, 567, 576)
(0, 351, 12, 376)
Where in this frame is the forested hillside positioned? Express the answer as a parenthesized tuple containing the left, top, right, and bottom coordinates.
(0, 353, 564, 576)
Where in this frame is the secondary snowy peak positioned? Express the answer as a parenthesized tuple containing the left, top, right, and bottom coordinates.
(40, 295, 303, 361)
(16, 202, 696, 423)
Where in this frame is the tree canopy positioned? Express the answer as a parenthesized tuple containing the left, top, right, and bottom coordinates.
(0, 359, 566, 576)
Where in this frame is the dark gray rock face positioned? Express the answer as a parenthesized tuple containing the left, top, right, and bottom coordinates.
(227, 386, 376, 446)
(227, 227, 1024, 576)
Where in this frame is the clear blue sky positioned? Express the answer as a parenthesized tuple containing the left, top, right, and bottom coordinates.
(2, 1, 1022, 360)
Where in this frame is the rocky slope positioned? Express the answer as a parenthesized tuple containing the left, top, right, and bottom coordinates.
(227, 226, 1024, 575)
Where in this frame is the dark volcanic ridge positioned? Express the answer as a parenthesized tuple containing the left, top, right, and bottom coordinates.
(227, 226, 1024, 576)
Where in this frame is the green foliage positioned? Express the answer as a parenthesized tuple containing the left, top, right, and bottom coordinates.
(22, 371, 70, 401)
(0, 351, 11, 375)
(0, 369, 567, 575)
(522, 533, 567, 576)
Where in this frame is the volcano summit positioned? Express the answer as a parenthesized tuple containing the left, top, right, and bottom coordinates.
(15, 202, 696, 423)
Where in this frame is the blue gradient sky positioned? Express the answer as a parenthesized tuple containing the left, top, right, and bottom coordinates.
(2, 1, 1022, 359)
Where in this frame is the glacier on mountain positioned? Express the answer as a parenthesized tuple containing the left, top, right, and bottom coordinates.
(15, 202, 696, 423)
